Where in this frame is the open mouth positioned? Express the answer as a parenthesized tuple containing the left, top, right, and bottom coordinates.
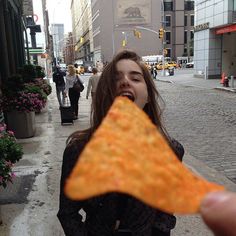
(119, 92, 135, 102)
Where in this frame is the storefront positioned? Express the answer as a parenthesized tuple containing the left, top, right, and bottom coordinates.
(0, 0, 25, 82)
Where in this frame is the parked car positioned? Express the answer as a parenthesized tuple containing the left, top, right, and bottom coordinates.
(186, 61, 194, 68)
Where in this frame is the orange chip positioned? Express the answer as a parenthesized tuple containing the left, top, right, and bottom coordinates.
(65, 96, 224, 214)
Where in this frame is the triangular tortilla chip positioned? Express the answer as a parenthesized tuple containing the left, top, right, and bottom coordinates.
(65, 96, 224, 214)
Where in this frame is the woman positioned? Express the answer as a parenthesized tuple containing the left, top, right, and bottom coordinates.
(58, 50, 184, 236)
(64, 65, 82, 120)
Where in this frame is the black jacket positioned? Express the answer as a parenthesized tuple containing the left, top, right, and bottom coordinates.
(57, 138, 184, 236)
(53, 70, 66, 87)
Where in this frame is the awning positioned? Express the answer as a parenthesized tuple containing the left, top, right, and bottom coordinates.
(216, 24, 236, 34)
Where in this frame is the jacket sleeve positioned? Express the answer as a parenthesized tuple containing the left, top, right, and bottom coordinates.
(64, 76, 70, 94)
(57, 142, 87, 236)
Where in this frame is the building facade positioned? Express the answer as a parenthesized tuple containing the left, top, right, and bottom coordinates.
(90, 0, 194, 64)
(71, 0, 93, 67)
(64, 32, 74, 65)
(51, 23, 65, 64)
(164, 0, 194, 63)
(194, 0, 236, 79)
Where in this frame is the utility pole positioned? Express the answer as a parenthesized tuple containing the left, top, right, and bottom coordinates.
(161, 0, 165, 76)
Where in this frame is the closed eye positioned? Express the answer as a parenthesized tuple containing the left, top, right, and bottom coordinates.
(130, 73, 143, 82)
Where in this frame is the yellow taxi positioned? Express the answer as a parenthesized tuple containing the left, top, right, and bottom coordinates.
(167, 61, 178, 68)
(156, 62, 169, 70)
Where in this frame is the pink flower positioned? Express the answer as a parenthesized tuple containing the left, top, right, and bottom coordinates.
(11, 172, 16, 178)
(7, 130, 15, 136)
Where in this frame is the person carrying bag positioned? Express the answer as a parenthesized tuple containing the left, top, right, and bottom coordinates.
(64, 65, 84, 120)
(73, 75, 84, 93)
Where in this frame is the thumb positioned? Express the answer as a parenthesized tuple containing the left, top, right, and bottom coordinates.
(200, 191, 236, 236)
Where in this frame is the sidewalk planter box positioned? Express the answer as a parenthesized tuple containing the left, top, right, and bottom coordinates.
(6, 111, 35, 138)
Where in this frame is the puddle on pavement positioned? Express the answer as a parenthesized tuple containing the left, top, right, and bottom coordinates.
(0, 175, 36, 204)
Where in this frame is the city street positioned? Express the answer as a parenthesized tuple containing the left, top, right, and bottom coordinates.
(0, 72, 235, 236)
(155, 72, 236, 183)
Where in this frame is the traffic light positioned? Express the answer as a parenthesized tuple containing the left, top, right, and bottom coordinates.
(134, 29, 141, 39)
(159, 28, 164, 39)
(80, 37, 84, 43)
(137, 31, 141, 39)
(122, 39, 127, 47)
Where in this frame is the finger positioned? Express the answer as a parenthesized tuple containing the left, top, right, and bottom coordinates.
(200, 191, 236, 236)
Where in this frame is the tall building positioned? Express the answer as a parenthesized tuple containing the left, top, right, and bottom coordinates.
(163, 0, 194, 63)
(69, 0, 194, 65)
(194, 0, 236, 79)
(91, 0, 162, 63)
(51, 23, 65, 64)
(71, 0, 93, 67)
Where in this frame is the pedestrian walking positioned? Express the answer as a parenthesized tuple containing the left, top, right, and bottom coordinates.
(153, 65, 158, 79)
(64, 65, 83, 120)
(57, 50, 184, 236)
(74, 63, 80, 75)
(86, 67, 100, 102)
(52, 66, 66, 107)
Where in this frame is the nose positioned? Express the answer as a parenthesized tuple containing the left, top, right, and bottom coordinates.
(119, 74, 130, 87)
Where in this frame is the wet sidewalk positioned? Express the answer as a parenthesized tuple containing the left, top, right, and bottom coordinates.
(0, 74, 235, 235)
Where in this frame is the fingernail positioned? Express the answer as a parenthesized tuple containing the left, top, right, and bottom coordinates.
(201, 191, 230, 210)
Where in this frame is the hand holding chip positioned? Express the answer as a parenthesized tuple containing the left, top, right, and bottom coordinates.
(200, 191, 236, 236)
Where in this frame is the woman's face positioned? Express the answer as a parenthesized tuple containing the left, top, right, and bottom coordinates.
(115, 59, 148, 109)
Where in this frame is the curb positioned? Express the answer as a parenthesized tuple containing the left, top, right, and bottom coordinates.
(184, 153, 236, 191)
(214, 87, 236, 93)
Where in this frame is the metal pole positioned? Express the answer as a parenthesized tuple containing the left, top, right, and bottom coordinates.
(22, 17, 30, 64)
(231, 75, 234, 88)
(204, 66, 208, 80)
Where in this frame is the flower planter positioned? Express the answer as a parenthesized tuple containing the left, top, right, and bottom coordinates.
(6, 111, 35, 138)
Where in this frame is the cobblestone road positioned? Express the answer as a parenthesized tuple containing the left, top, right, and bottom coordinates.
(156, 81, 236, 183)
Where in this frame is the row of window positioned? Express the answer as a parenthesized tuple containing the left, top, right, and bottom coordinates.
(164, 1, 194, 11)
(164, 30, 194, 45)
(164, 46, 194, 58)
(165, 14, 194, 27)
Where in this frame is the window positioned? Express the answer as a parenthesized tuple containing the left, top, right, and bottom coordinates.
(184, 15, 188, 26)
(165, 15, 171, 27)
(184, 1, 194, 11)
(183, 47, 188, 56)
(190, 15, 194, 26)
(184, 31, 188, 44)
(190, 30, 194, 40)
(166, 48, 171, 58)
(164, 1, 173, 11)
(166, 31, 171, 44)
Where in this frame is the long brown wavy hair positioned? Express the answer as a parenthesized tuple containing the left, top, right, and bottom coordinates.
(67, 50, 171, 145)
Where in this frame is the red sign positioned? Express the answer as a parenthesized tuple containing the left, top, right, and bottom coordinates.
(216, 24, 236, 34)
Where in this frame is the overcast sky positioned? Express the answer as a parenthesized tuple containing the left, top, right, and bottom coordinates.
(46, 0, 72, 33)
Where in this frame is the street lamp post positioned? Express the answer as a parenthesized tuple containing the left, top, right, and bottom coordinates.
(161, 0, 165, 76)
